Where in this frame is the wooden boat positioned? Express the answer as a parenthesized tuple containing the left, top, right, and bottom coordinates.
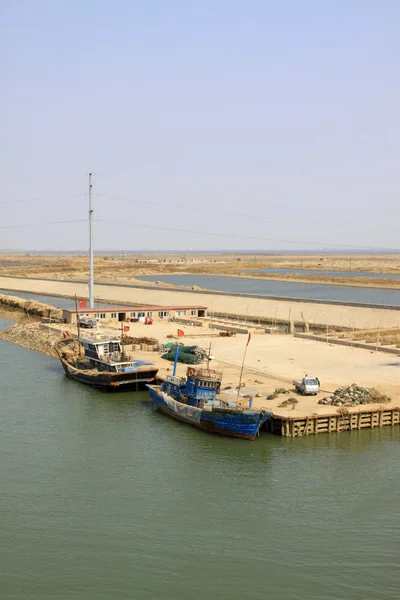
(56, 333, 158, 392)
(147, 367, 270, 440)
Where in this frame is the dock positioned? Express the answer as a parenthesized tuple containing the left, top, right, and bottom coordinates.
(267, 406, 400, 437)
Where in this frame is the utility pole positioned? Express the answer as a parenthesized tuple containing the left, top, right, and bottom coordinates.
(88, 173, 94, 308)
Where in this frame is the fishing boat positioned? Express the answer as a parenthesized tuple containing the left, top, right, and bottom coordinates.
(56, 332, 158, 392)
(146, 344, 270, 439)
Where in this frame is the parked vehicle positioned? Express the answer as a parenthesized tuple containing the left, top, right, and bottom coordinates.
(293, 376, 320, 395)
(78, 317, 97, 329)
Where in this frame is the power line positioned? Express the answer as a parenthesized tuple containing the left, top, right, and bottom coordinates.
(95, 219, 399, 251)
(96, 193, 397, 234)
(0, 194, 84, 205)
(0, 219, 87, 229)
(0, 214, 397, 251)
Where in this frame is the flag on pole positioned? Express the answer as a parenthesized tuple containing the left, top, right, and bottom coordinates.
(246, 333, 251, 346)
(78, 299, 87, 308)
(123, 325, 130, 332)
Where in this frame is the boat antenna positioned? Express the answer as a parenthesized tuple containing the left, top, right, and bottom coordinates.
(207, 342, 212, 369)
(88, 172, 94, 309)
(236, 333, 251, 403)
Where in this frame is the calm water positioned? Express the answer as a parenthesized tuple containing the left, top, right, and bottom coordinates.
(137, 275, 400, 307)
(1, 319, 399, 599)
(246, 268, 400, 279)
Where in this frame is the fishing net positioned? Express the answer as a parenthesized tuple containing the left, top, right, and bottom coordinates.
(161, 344, 208, 365)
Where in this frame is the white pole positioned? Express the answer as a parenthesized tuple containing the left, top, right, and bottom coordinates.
(88, 173, 94, 308)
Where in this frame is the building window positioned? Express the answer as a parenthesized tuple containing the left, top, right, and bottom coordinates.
(147, 312, 152, 317)
(99, 313, 106, 319)
(130, 312, 136, 318)
(191, 310, 196, 316)
(138, 312, 145, 318)
(94, 313, 99, 318)
(158, 311, 168, 318)
(111, 313, 117, 319)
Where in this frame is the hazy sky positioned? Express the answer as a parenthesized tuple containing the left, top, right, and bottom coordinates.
(1, 1, 399, 252)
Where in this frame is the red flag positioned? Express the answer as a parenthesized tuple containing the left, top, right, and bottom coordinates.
(177, 329, 185, 337)
(246, 333, 251, 346)
(123, 325, 130, 332)
(78, 299, 87, 308)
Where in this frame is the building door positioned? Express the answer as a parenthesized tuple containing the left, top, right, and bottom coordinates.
(118, 312, 126, 322)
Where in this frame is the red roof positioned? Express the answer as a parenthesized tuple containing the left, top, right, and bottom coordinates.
(65, 304, 207, 314)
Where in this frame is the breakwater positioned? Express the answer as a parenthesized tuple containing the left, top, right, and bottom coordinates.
(0, 293, 63, 320)
(0, 294, 62, 357)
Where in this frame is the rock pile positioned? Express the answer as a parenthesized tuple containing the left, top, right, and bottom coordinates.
(278, 398, 299, 408)
(0, 322, 60, 358)
(318, 384, 391, 407)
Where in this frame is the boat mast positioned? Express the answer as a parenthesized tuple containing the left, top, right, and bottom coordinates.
(88, 172, 94, 309)
(236, 333, 251, 403)
(74, 294, 81, 355)
(172, 344, 179, 376)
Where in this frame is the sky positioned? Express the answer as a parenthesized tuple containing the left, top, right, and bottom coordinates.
(1, 0, 399, 252)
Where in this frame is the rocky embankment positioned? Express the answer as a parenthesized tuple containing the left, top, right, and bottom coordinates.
(0, 322, 60, 358)
(0, 294, 63, 320)
(0, 294, 62, 358)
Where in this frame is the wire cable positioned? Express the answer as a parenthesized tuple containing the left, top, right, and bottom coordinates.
(96, 193, 397, 234)
(94, 219, 399, 251)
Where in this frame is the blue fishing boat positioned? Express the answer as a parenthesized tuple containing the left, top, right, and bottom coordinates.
(147, 345, 270, 439)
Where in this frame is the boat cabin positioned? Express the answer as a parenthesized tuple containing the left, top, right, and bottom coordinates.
(162, 368, 222, 408)
(80, 335, 141, 372)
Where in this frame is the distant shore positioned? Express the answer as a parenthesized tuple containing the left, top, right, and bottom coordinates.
(1, 251, 400, 291)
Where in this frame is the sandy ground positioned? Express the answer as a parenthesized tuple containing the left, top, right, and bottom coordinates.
(1, 275, 400, 330)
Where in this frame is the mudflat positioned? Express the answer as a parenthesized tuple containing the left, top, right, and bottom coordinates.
(1, 252, 400, 289)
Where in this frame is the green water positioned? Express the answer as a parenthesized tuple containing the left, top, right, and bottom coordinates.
(1, 320, 399, 599)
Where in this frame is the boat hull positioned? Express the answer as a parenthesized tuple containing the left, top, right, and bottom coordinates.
(147, 385, 270, 440)
(56, 339, 158, 392)
(61, 360, 158, 392)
